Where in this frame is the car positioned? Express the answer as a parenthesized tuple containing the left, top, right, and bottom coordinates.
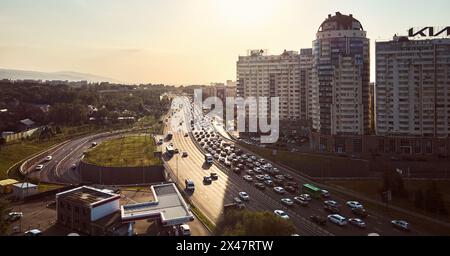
(210, 172, 218, 180)
(91, 142, 97, 147)
(70, 164, 77, 170)
(273, 187, 286, 194)
(24, 229, 43, 236)
(274, 210, 289, 220)
(281, 198, 294, 206)
(321, 189, 330, 198)
(310, 215, 326, 226)
(184, 133, 189, 137)
(255, 175, 265, 181)
(263, 174, 271, 180)
(203, 176, 212, 184)
(182, 152, 188, 157)
(253, 167, 262, 174)
(299, 194, 312, 201)
(346, 201, 364, 209)
(328, 214, 348, 226)
(8, 212, 23, 222)
(264, 180, 274, 187)
(391, 220, 410, 231)
(243, 175, 253, 182)
(286, 181, 298, 188)
(258, 158, 266, 164)
(179, 224, 191, 236)
(254, 183, 266, 190)
(324, 200, 340, 213)
(293, 196, 309, 206)
(273, 178, 284, 186)
(213, 154, 220, 159)
(285, 186, 297, 193)
(239, 192, 250, 201)
(174, 148, 180, 154)
(35, 164, 44, 171)
(352, 207, 368, 218)
(284, 174, 294, 180)
(275, 175, 285, 180)
(44, 155, 52, 161)
(233, 167, 241, 174)
(349, 218, 366, 228)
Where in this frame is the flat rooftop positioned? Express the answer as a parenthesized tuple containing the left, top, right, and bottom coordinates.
(121, 183, 194, 226)
(56, 186, 121, 207)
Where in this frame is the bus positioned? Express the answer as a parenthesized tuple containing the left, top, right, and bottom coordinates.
(302, 184, 322, 199)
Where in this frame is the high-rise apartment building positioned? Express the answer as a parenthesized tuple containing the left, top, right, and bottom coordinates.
(376, 36, 450, 137)
(311, 12, 372, 136)
(236, 49, 312, 134)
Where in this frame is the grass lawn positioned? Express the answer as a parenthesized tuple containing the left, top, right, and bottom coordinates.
(84, 134, 162, 167)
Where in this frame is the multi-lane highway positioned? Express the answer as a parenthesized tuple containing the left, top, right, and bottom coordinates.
(23, 130, 142, 184)
(19, 95, 430, 236)
(162, 95, 425, 236)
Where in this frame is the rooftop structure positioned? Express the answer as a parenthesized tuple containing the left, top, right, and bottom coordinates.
(121, 183, 194, 226)
(56, 186, 121, 207)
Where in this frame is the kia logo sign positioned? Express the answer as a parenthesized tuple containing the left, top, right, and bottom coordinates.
(408, 27, 450, 38)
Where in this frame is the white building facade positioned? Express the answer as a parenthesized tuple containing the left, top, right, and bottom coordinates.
(376, 37, 450, 137)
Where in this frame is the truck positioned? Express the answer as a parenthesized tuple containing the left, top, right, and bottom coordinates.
(204, 153, 213, 165)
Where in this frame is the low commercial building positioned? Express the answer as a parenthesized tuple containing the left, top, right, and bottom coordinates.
(12, 182, 38, 199)
(56, 186, 121, 235)
(0, 179, 18, 194)
(121, 183, 194, 231)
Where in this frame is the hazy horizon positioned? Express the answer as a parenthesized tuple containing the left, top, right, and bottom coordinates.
(1, 0, 449, 85)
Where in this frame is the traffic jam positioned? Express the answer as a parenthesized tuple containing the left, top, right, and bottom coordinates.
(170, 97, 411, 235)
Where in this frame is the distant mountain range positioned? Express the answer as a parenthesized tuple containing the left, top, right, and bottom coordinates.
(0, 68, 120, 83)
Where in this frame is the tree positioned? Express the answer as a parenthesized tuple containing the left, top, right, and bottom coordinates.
(215, 210, 296, 236)
(0, 137, 6, 152)
(414, 189, 425, 210)
(381, 169, 408, 198)
(0, 199, 11, 235)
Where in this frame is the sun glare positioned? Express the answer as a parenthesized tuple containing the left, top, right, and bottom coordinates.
(215, 0, 275, 26)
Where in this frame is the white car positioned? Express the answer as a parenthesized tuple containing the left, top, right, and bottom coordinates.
(391, 220, 410, 231)
(273, 187, 286, 194)
(35, 164, 44, 171)
(44, 156, 52, 161)
(299, 194, 312, 201)
(239, 192, 250, 201)
(321, 190, 330, 198)
(349, 218, 366, 228)
(281, 198, 294, 206)
(180, 224, 191, 236)
(346, 201, 363, 209)
(255, 175, 265, 181)
(274, 210, 290, 220)
(328, 214, 348, 226)
(243, 175, 253, 182)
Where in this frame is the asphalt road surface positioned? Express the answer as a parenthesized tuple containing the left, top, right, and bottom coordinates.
(163, 96, 424, 236)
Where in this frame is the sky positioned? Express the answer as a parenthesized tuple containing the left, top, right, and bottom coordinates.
(1, 0, 449, 85)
